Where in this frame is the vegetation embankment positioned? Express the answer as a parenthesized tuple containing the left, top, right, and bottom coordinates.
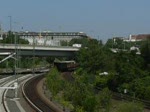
(46, 37, 150, 111)
(46, 67, 113, 112)
(46, 67, 144, 112)
(74, 37, 150, 101)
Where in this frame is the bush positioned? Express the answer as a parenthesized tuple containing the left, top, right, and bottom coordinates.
(46, 67, 64, 96)
(96, 88, 112, 112)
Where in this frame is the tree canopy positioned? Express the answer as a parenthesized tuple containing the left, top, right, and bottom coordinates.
(1, 31, 29, 44)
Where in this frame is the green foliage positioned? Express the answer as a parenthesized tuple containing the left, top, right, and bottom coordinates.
(54, 95, 74, 111)
(17, 57, 45, 68)
(140, 39, 150, 69)
(116, 102, 144, 112)
(105, 37, 144, 50)
(63, 71, 94, 108)
(96, 88, 112, 112)
(82, 94, 97, 112)
(144, 86, 150, 100)
(0, 57, 14, 68)
(63, 82, 74, 101)
(75, 37, 149, 101)
(128, 76, 150, 100)
(105, 38, 129, 49)
(77, 40, 106, 73)
(65, 75, 94, 110)
(71, 81, 88, 107)
(46, 57, 55, 65)
(2, 32, 29, 44)
(46, 68, 97, 111)
(74, 106, 85, 112)
(0, 32, 31, 69)
(107, 51, 147, 92)
(105, 39, 114, 48)
(69, 38, 89, 47)
(20, 57, 32, 68)
(45, 37, 150, 111)
(46, 67, 64, 96)
(60, 40, 68, 46)
(95, 75, 108, 89)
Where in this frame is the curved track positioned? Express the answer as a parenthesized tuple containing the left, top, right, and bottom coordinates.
(22, 75, 55, 112)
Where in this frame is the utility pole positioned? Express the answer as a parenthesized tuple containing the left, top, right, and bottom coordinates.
(8, 16, 12, 44)
(14, 21, 18, 98)
(0, 23, 2, 39)
(8, 16, 12, 32)
(14, 32, 19, 81)
(98, 35, 100, 45)
(33, 36, 35, 75)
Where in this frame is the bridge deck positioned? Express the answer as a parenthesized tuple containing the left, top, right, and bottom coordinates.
(0, 44, 79, 57)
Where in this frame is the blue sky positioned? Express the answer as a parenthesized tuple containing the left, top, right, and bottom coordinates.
(0, 0, 150, 41)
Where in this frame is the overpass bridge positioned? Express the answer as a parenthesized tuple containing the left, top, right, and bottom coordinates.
(0, 44, 79, 57)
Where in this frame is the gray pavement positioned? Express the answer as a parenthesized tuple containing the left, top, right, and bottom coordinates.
(4, 74, 32, 112)
(5, 89, 25, 112)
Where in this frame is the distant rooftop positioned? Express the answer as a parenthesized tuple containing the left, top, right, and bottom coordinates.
(130, 34, 150, 41)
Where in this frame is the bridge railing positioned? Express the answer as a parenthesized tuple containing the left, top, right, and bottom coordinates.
(0, 44, 80, 52)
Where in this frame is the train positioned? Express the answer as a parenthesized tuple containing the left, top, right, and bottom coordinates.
(54, 60, 78, 71)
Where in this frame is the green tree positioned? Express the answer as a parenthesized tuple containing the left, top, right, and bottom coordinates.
(105, 39, 114, 48)
(2, 31, 29, 44)
(63, 70, 97, 112)
(128, 76, 150, 100)
(69, 38, 90, 47)
(144, 86, 150, 100)
(60, 40, 68, 46)
(77, 40, 106, 73)
(140, 39, 150, 70)
(82, 94, 97, 112)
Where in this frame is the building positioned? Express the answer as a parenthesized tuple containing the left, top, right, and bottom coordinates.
(129, 34, 150, 42)
(17, 31, 88, 46)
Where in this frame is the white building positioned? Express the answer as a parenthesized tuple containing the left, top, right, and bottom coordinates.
(18, 32, 88, 46)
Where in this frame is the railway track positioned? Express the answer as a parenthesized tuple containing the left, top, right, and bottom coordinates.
(112, 91, 150, 109)
(22, 74, 56, 112)
(96, 86, 150, 109)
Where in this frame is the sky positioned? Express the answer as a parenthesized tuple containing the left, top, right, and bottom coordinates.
(0, 0, 150, 41)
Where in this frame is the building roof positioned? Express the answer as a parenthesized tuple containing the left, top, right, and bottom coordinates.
(131, 34, 150, 40)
